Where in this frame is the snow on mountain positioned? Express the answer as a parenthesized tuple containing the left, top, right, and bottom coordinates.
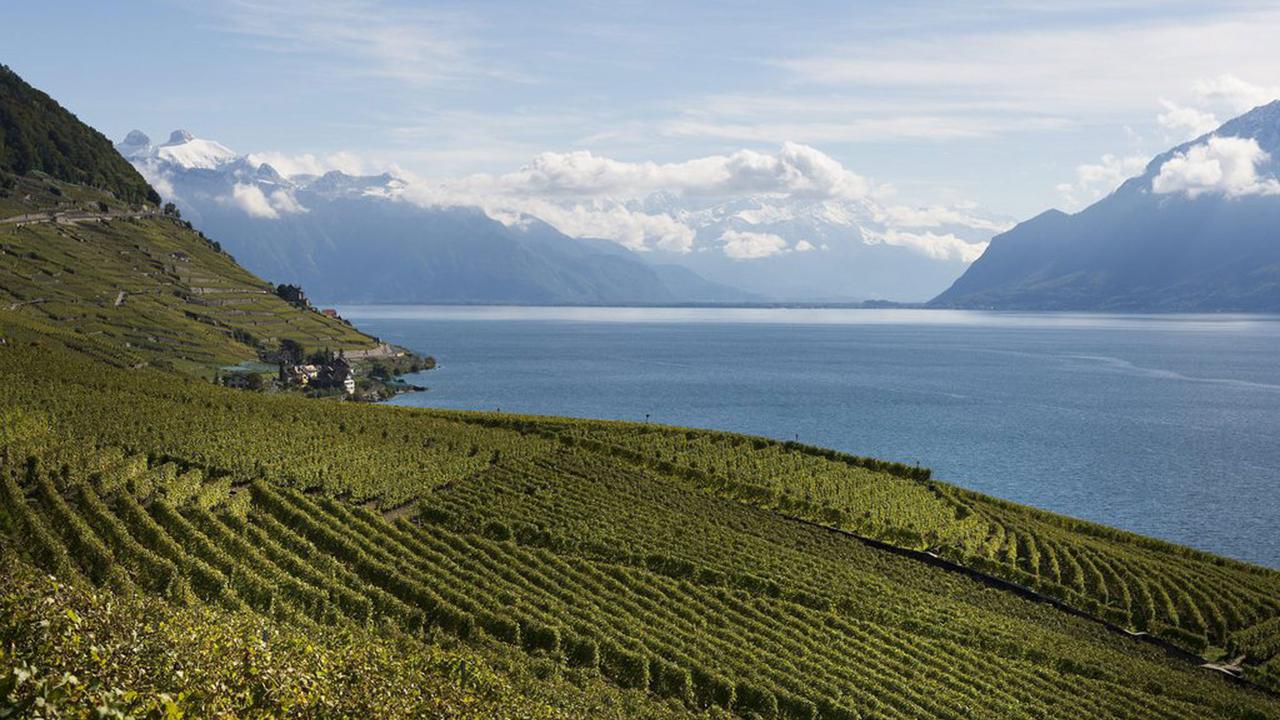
(115, 127, 1010, 302)
(111, 129, 750, 305)
(149, 129, 238, 170)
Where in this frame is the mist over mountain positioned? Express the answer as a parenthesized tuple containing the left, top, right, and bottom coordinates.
(639, 193, 996, 302)
(118, 132, 751, 305)
(120, 132, 1007, 305)
(932, 101, 1280, 311)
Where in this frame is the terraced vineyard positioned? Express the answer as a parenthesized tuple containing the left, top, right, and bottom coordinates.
(526, 419, 1280, 657)
(0, 175, 377, 375)
(2, 315, 1279, 719)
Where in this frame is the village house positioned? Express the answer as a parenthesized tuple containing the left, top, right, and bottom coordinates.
(284, 363, 320, 386)
(283, 359, 355, 395)
(314, 358, 356, 395)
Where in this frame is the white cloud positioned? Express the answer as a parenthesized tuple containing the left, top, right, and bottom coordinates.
(1156, 102, 1220, 141)
(1152, 136, 1280, 198)
(464, 142, 874, 201)
(1056, 74, 1280, 210)
(204, 0, 489, 86)
(494, 199, 695, 253)
(867, 230, 988, 263)
(721, 230, 789, 260)
(1057, 153, 1149, 210)
(402, 143, 890, 253)
(1192, 74, 1280, 114)
(228, 183, 279, 219)
(224, 183, 309, 219)
(876, 203, 1012, 234)
(398, 142, 1004, 262)
(779, 13, 1280, 121)
(269, 189, 308, 214)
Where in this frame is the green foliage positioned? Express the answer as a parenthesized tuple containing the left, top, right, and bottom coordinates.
(0, 558, 578, 720)
(1, 316, 1279, 718)
(0, 65, 158, 204)
(0, 209, 378, 374)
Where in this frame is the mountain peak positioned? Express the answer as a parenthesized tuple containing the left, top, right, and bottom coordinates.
(145, 130, 237, 170)
(122, 130, 151, 146)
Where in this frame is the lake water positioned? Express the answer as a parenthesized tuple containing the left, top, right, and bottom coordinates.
(338, 305, 1280, 568)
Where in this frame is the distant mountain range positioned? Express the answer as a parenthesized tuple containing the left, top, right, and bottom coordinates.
(933, 101, 1280, 311)
(119, 130, 1008, 305)
(118, 131, 753, 305)
(631, 192, 1002, 303)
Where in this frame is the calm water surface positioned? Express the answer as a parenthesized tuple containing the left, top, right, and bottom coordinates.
(338, 306, 1280, 568)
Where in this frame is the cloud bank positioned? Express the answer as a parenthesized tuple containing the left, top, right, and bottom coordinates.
(1153, 136, 1280, 199)
(225, 183, 309, 219)
(403, 142, 995, 261)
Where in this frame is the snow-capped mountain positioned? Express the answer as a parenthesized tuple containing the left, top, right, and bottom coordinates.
(121, 129, 238, 171)
(116, 128, 1008, 303)
(933, 100, 1280, 310)
(114, 130, 751, 305)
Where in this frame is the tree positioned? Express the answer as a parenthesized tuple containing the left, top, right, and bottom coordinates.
(280, 339, 306, 365)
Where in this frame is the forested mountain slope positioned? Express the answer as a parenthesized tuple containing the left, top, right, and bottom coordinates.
(0, 64, 157, 205)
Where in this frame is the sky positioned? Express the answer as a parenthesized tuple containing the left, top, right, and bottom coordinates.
(6, 0, 1280, 224)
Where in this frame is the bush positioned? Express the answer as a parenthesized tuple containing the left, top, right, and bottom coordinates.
(691, 666, 735, 710)
(777, 692, 818, 720)
(479, 612, 520, 645)
(736, 681, 778, 718)
(651, 657, 693, 704)
(482, 520, 513, 542)
(564, 633, 599, 669)
(522, 619, 561, 654)
(600, 641, 649, 690)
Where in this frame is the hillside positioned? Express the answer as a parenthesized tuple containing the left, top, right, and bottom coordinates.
(0, 174, 381, 376)
(932, 101, 1280, 311)
(2, 313, 1279, 719)
(0, 65, 157, 205)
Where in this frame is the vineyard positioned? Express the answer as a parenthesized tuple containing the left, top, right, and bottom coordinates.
(512, 419, 1280, 659)
(2, 314, 1279, 719)
(0, 175, 378, 376)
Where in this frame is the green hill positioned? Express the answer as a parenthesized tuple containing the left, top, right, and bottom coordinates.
(0, 174, 380, 376)
(1, 66, 1278, 719)
(0, 64, 158, 205)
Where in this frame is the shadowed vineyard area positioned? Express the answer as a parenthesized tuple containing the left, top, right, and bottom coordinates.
(2, 313, 1279, 719)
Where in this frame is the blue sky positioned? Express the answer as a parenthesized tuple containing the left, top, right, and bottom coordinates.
(6, 0, 1280, 221)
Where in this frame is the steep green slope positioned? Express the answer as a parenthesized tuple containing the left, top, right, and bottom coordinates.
(0, 175, 378, 376)
(534, 419, 1280, 655)
(1, 316, 1277, 719)
(0, 64, 158, 205)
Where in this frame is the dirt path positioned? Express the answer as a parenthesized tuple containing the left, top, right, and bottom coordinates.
(1, 209, 158, 226)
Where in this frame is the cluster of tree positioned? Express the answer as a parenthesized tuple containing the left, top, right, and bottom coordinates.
(0, 65, 159, 205)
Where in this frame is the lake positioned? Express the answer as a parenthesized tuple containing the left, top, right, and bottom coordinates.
(338, 305, 1280, 568)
